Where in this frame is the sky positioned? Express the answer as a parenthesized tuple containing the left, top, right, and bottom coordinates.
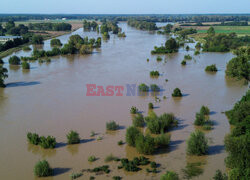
(0, 0, 250, 14)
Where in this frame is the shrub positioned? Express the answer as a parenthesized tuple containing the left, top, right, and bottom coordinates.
(146, 113, 176, 134)
(70, 172, 83, 179)
(126, 126, 142, 146)
(205, 64, 218, 72)
(136, 156, 150, 165)
(119, 156, 150, 172)
(184, 54, 192, 60)
(181, 60, 186, 65)
(67, 130, 80, 144)
(105, 154, 119, 162)
(34, 160, 53, 177)
(97, 136, 102, 141)
(160, 171, 179, 180)
(186, 45, 190, 51)
(213, 170, 228, 180)
(172, 88, 182, 97)
(186, 130, 208, 155)
(194, 112, 206, 126)
(39, 136, 56, 149)
(154, 133, 171, 148)
(150, 71, 160, 77)
(194, 50, 200, 55)
(132, 113, 144, 127)
(152, 168, 157, 173)
(89, 165, 110, 174)
(200, 105, 210, 115)
(130, 106, 138, 114)
(120, 158, 140, 172)
(113, 176, 122, 180)
(135, 134, 155, 155)
(182, 162, 203, 179)
(118, 140, 124, 145)
(156, 56, 163, 61)
(118, 32, 126, 38)
(9, 55, 20, 65)
(203, 124, 212, 130)
(90, 130, 95, 137)
(22, 61, 30, 69)
(150, 84, 160, 92)
(50, 39, 62, 46)
(80, 44, 93, 54)
(106, 121, 119, 131)
(150, 161, 157, 168)
(27, 132, 40, 145)
(88, 156, 97, 162)
(195, 42, 201, 49)
(32, 35, 44, 44)
(22, 46, 31, 51)
(148, 102, 154, 109)
(138, 83, 149, 92)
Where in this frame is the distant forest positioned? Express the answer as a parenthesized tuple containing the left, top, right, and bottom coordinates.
(0, 14, 249, 23)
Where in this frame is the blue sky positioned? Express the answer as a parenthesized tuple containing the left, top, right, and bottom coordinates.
(0, 0, 250, 14)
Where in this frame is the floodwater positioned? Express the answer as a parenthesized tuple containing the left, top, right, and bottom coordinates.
(0, 22, 248, 180)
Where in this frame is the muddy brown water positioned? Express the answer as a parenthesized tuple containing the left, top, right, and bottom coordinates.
(0, 22, 248, 180)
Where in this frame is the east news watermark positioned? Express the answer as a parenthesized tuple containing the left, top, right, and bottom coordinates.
(86, 84, 164, 96)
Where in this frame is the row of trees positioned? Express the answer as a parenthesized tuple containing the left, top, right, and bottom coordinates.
(0, 14, 249, 23)
(202, 27, 250, 52)
(224, 90, 250, 179)
(0, 21, 28, 36)
(127, 19, 158, 31)
(83, 20, 98, 31)
(28, 22, 72, 31)
(0, 37, 29, 52)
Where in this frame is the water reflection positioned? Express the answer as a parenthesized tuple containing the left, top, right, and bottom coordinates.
(9, 65, 20, 72)
(32, 44, 44, 50)
(67, 144, 79, 155)
(27, 143, 57, 158)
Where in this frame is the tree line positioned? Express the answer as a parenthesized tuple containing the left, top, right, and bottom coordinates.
(0, 14, 249, 23)
(28, 22, 72, 31)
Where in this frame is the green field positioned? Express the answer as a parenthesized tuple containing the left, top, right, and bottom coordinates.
(197, 26, 250, 36)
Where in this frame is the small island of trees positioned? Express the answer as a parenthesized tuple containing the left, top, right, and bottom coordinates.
(50, 38, 62, 46)
(225, 47, 249, 81)
(172, 88, 182, 97)
(151, 38, 179, 54)
(205, 64, 218, 72)
(128, 19, 158, 31)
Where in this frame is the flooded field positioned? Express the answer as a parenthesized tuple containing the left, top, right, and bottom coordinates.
(0, 22, 248, 179)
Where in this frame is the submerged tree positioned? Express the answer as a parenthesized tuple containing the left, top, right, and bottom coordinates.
(0, 65, 8, 87)
(186, 130, 208, 155)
